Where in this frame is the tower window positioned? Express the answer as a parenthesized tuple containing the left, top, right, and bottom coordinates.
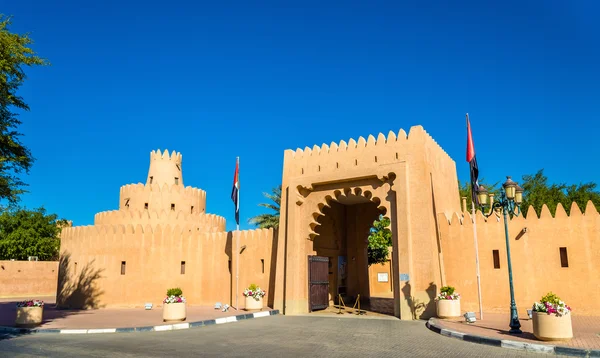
(374, 156, 378, 163)
(171, 203, 175, 211)
(261, 259, 264, 274)
(560, 247, 569, 268)
(175, 177, 179, 185)
(121, 261, 126, 275)
(191, 206, 194, 214)
(144, 203, 148, 210)
(149, 176, 153, 184)
(125, 198, 130, 208)
(181, 261, 186, 275)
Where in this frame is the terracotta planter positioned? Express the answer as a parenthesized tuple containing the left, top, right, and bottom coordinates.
(245, 296, 264, 310)
(15, 306, 43, 327)
(162, 302, 186, 322)
(532, 311, 573, 341)
(436, 299, 461, 318)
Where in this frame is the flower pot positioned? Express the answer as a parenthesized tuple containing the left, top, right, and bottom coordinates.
(162, 302, 186, 322)
(436, 299, 461, 318)
(245, 296, 264, 310)
(15, 306, 43, 327)
(532, 311, 573, 341)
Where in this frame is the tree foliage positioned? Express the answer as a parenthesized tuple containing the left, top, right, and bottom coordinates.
(0, 207, 67, 260)
(367, 215, 392, 266)
(520, 169, 600, 217)
(248, 185, 281, 229)
(0, 15, 49, 203)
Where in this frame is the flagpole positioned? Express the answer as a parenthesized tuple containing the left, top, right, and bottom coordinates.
(236, 157, 240, 311)
(467, 113, 484, 320)
(471, 199, 484, 320)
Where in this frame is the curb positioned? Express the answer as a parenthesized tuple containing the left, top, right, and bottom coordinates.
(426, 318, 600, 357)
(0, 310, 279, 335)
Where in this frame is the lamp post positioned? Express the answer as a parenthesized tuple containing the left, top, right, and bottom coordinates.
(476, 176, 524, 334)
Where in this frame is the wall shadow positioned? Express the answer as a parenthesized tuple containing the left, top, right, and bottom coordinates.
(401, 281, 437, 320)
(267, 228, 278, 308)
(225, 232, 233, 307)
(56, 252, 105, 310)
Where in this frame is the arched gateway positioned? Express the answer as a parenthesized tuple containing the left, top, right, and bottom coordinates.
(272, 126, 460, 320)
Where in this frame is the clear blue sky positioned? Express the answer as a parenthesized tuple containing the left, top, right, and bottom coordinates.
(5, 1, 600, 230)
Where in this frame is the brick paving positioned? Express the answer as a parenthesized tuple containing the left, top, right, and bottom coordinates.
(0, 315, 538, 357)
(437, 312, 600, 350)
(0, 296, 271, 329)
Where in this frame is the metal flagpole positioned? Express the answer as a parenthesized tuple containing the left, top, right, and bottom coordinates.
(471, 200, 484, 320)
(235, 157, 240, 311)
(467, 113, 484, 321)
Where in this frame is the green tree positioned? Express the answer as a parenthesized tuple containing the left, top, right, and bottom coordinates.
(0, 207, 67, 260)
(0, 15, 49, 204)
(367, 215, 392, 266)
(248, 185, 281, 229)
(520, 169, 600, 217)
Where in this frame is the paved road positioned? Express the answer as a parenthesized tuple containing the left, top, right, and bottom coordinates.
(0, 316, 540, 357)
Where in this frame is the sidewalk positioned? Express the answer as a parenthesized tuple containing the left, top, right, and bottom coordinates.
(435, 312, 600, 351)
(0, 296, 272, 330)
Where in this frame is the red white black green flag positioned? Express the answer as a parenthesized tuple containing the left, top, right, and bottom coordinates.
(466, 114, 479, 205)
(231, 158, 240, 226)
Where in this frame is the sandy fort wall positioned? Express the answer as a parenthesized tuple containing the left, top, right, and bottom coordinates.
(58, 225, 275, 309)
(0, 261, 58, 298)
(439, 201, 600, 316)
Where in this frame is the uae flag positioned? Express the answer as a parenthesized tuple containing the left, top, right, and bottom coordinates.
(466, 114, 479, 205)
(231, 158, 240, 226)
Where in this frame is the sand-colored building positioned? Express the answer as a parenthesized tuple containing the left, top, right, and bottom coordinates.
(55, 125, 600, 319)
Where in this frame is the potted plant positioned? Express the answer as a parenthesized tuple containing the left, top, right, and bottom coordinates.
(162, 288, 186, 322)
(532, 292, 573, 341)
(435, 286, 461, 318)
(15, 300, 44, 327)
(243, 283, 266, 311)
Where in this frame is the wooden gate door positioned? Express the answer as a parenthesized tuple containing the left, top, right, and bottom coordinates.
(308, 255, 329, 312)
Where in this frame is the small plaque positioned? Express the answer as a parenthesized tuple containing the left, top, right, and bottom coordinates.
(377, 273, 389, 282)
(400, 273, 409, 281)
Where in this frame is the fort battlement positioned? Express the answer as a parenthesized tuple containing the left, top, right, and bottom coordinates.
(119, 183, 207, 214)
(282, 125, 454, 178)
(150, 149, 183, 163)
(440, 200, 599, 226)
(62, 224, 272, 240)
(93, 210, 226, 232)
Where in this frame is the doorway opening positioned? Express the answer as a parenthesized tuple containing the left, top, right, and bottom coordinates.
(310, 197, 394, 317)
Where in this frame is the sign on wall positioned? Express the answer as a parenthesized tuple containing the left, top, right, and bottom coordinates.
(377, 272, 389, 282)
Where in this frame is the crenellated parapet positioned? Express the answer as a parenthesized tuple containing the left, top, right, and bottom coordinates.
(282, 125, 454, 178)
(93, 209, 226, 232)
(118, 183, 207, 214)
(61, 224, 273, 242)
(440, 200, 599, 226)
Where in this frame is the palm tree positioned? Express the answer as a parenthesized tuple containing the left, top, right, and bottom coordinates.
(248, 185, 281, 229)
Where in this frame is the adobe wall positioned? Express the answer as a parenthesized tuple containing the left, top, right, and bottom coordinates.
(58, 225, 275, 309)
(439, 201, 600, 316)
(0, 261, 59, 298)
(274, 125, 460, 319)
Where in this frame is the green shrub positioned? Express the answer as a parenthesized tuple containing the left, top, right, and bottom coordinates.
(167, 288, 183, 297)
(440, 286, 455, 295)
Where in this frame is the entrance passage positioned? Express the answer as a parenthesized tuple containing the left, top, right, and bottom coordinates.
(308, 256, 329, 312)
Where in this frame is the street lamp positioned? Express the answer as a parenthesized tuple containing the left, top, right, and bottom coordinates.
(476, 176, 524, 334)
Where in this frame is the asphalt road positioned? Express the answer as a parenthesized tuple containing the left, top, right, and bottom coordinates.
(0, 316, 539, 357)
